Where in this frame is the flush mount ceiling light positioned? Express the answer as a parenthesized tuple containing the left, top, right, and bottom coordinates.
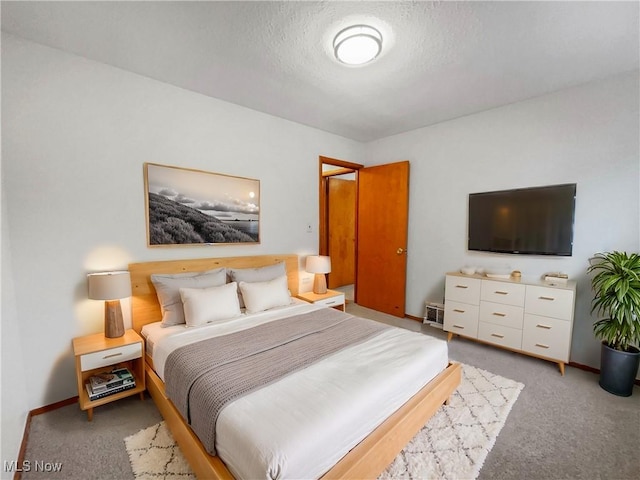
(333, 24, 383, 66)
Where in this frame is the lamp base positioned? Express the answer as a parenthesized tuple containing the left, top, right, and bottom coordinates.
(104, 300, 125, 338)
(313, 273, 328, 295)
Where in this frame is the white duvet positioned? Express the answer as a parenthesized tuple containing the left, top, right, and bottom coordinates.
(142, 302, 448, 480)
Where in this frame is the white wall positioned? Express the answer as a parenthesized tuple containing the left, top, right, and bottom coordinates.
(1, 33, 363, 413)
(366, 71, 640, 370)
(1, 186, 29, 478)
(2, 32, 639, 465)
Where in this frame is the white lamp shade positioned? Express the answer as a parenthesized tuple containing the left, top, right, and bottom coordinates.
(306, 255, 331, 274)
(88, 271, 132, 300)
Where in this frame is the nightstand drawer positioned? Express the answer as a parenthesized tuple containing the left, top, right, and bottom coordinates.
(80, 342, 142, 371)
(315, 293, 345, 308)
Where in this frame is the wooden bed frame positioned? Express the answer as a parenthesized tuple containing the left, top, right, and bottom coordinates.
(129, 254, 461, 479)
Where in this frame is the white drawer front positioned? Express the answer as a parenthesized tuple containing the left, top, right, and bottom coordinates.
(478, 322, 522, 350)
(481, 280, 525, 306)
(445, 276, 481, 305)
(80, 342, 142, 371)
(444, 301, 479, 337)
(522, 314, 571, 361)
(479, 301, 524, 329)
(525, 286, 574, 320)
(315, 294, 345, 308)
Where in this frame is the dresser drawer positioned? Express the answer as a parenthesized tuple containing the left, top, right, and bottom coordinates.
(522, 314, 571, 361)
(445, 276, 481, 305)
(479, 301, 524, 329)
(478, 322, 522, 350)
(481, 280, 525, 306)
(80, 342, 142, 371)
(315, 293, 345, 308)
(525, 286, 574, 320)
(444, 301, 479, 337)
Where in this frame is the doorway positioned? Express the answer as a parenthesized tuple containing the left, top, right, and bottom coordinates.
(319, 156, 363, 302)
(319, 156, 410, 317)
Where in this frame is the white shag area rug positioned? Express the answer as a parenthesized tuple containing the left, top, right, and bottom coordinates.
(125, 364, 523, 480)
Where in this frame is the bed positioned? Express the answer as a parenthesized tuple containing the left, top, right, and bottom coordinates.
(129, 254, 461, 479)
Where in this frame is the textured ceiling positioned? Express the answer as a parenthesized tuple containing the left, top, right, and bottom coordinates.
(2, 1, 639, 142)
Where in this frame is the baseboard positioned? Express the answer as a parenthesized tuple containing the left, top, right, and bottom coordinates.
(568, 361, 640, 386)
(13, 413, 30, 480)
(14, 397, 78, 480)
(29, 396, 78, 416)
(567, 361, 599, 375)
(405, 314, 423, 322)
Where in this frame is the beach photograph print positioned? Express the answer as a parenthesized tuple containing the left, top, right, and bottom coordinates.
(144, 163, 260, 246)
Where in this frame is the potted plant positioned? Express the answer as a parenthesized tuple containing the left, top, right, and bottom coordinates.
(588, 251, 640, 396)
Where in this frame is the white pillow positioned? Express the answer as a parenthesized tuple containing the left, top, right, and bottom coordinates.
(238, 275, 291, 313)
(228, 262, 287, 308)
(151, 267, 227, 327)
(179, 282, 241, 327)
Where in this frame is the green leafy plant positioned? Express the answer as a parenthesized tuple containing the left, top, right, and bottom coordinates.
(588, 251, 640, 352)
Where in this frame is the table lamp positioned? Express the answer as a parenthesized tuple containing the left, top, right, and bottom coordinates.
(88, 271, 131, 338)
(306, 255, 331, 294)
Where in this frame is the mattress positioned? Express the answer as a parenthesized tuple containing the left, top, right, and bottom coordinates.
(143, 302, 448, 479)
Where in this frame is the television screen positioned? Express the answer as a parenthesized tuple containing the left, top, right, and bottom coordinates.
(468, 183, 576, 256)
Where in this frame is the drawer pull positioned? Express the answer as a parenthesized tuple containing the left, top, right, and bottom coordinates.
(491, 333, 505, 339)
(539, 296, 555, 301)
(492, 312, 506, 317)
(453, 309, 465, 313)
(536, 324, 552, 330)
(455, 285, 469, 289)
(535, 343, 550, 349)
(103, 352, 123, 360)
(495, 291, 508, 295)
(453, 324, 465, 329)
(325, 301, 337, 305)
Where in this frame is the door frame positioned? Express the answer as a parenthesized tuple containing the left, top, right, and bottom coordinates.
(318, 156, 363, 296)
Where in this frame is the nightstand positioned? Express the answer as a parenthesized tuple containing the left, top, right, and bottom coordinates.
(297, 289, 346, 311)
(72, 329, 146, 421)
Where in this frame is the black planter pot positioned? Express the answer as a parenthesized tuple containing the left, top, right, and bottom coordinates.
(599, 342, 640, 397)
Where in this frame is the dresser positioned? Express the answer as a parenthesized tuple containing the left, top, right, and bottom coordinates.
(443, 272, 576, 375)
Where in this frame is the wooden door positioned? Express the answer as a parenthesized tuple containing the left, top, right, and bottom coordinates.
(356, 161, 410, 317)
(327, 178, 356, 288)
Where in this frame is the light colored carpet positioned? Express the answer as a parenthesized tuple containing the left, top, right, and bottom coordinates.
(125, 364, 523, 480)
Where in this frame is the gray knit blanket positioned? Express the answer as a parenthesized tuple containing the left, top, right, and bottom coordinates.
(164, 307, 389, 455)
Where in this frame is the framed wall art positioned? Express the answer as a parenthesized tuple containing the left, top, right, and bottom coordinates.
(144, 163, 260, 246)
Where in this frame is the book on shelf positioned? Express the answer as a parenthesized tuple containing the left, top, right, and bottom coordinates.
(86, 367, 136, 400)
(89, 367, 135, 393)
(85, 381, 136, 401)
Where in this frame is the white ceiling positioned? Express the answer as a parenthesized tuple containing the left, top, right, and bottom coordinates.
(2, 1, 638, 142)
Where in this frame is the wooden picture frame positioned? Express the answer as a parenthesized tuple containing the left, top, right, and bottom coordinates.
(144, 163, 260, 247)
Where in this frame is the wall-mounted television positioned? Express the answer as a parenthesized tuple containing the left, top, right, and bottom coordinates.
(468, 183, 576, 256)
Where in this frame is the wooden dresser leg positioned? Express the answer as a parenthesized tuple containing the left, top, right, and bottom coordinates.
(446, 332, 454, 342)
(87, 408, 93, 422)
(139, 391, 145, 401)
(558, 362, 565, 376)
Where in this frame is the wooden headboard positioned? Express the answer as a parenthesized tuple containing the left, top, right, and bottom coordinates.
(128, 254, 300, 333)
